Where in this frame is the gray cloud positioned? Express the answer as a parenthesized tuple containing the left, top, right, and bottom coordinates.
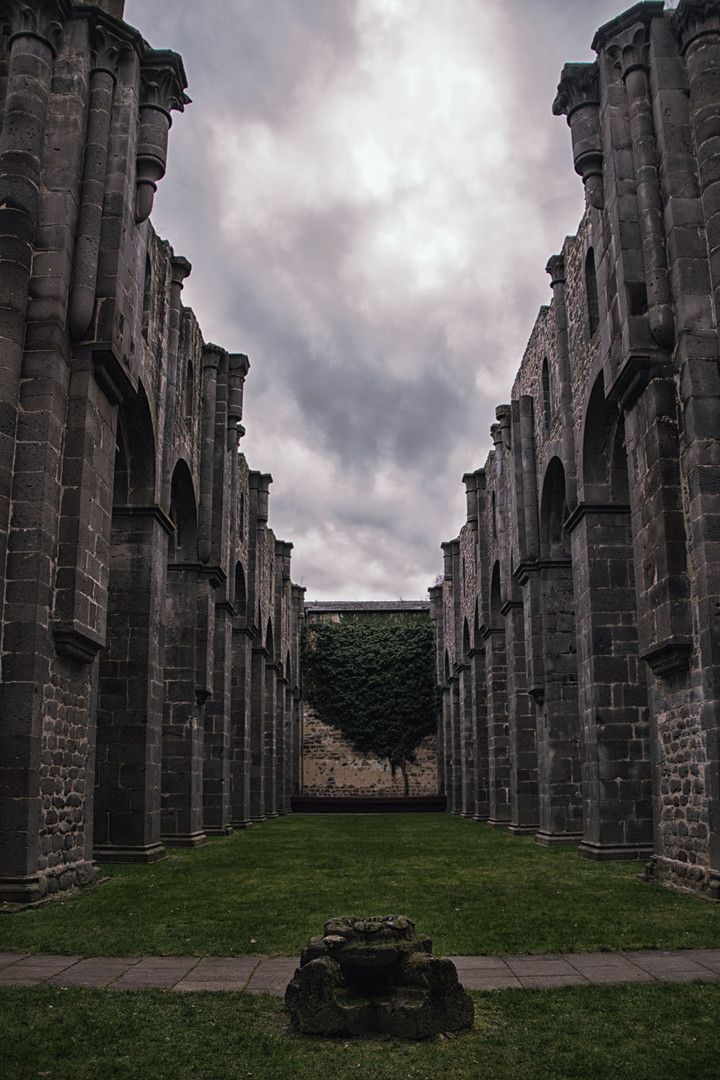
(123, 0, 641, 599)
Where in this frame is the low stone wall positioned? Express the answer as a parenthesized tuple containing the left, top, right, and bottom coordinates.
(300, 706, 438, 798)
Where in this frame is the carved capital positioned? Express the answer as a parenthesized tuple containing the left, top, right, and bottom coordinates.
(605, 25, 651, 78)
(229, 352, 250, 379)
(203, 342, 225, 371)
(593, 3, 664, 74)
(170, 254, 192, 288)
(552, 61, 600, 119)
(89, 17, 131, 78)
(139, 48, 190, 116)
(135, 49, 190, 222)
(545, 253, 565, 287)
(0, 0, 69, 55)
(674, 0, 720, 52)
(553, 62, 604, 209)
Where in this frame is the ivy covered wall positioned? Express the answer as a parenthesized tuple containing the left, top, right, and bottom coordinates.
(300, 603, 440, 799)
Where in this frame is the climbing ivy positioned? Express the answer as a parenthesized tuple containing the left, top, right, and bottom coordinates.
(301, 614, 440, 795)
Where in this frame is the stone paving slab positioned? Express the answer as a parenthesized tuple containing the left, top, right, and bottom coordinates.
(174, 957, 260, 993)
(0, 951, 719, 994)
(109, 957, 200, 990)
(0, 955, 82, 987)
(245, 957, 298, 995)
(46, 958, 141, 989)
(0, 952, 28, 969)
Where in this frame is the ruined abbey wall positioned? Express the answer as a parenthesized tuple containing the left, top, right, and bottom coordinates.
(0, 0, 303, 903)
(300, 603, 438, 800)
(433, 0, 720, 900)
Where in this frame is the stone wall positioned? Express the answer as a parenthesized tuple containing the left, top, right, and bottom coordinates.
(301, 707, 437, 798)
(0, 0, 303, 902)
(433, 0, 720, 900)
(300, 603, 439, 800)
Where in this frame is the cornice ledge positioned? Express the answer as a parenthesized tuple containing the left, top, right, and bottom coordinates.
(565, 501, 632, 532)
(642, 638, 693, 677)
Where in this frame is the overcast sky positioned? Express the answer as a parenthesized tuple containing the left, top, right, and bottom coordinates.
(123, 0, 655, 600)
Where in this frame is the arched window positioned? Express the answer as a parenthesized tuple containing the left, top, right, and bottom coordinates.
(541, 356, 552, 431)
(585, 247, 599, 338)
(142, 254, 152, 339)
(185, 360, 194, 419)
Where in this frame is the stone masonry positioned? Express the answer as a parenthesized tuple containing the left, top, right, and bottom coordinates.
(0, 0, 304, 902)
(433, 1, 720, 900)
(300, 602, 438, 800)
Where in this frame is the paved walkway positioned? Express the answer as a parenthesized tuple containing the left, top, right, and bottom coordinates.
(1, 949, 720, 994)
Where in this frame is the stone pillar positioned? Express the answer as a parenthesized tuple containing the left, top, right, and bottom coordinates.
(161, 564, 206, 846)
(458, 659, 475, 818)
(552, 60, 604, 210)
(263, 659, 279, 818)
(204, 598, 233, 834)
(568, 503, 652, 860)
(95, 506, 171, 863)
(249, 642, 267, 822)
(134, 50, 189, 224)
(534, 560, 583, 846)
(229, 618, 253, 828)
(470, 644, 490, 821)
(448, 671, 461, 813)
(483, 625, 511, 827)
(505, 599, 538, 834)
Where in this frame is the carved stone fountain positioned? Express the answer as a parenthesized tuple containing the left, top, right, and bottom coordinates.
(285, 915, 474, 1039)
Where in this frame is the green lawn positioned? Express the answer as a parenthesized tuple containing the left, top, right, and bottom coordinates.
(1, 984, 719, 1079)
(1, 815, 718, 957)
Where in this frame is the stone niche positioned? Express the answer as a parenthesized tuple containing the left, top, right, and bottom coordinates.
(285, 915, 474, 1040)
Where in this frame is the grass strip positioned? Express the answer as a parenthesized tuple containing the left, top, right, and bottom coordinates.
(1, 983, 719, 1080)
(1, 815, 718, 956)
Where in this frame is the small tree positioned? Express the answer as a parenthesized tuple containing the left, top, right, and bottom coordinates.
(301, 614, 439, 796)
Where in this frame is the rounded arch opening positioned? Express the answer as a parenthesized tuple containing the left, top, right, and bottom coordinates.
(540, 457, 570, 560)
(169, 459, 198, 562)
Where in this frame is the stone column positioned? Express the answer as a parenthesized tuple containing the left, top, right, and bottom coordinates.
(534, 559, 583, 846)
(249, 642, 267, 822)
(95, 505, 172, 863)
(483, 624, 511, 827)
(552, 60, 604, 210)
(504, 599, 538, 834)
(161, 563, 207, 847)
(229, 618, 253, 828)
(568, 503, 652, 860)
